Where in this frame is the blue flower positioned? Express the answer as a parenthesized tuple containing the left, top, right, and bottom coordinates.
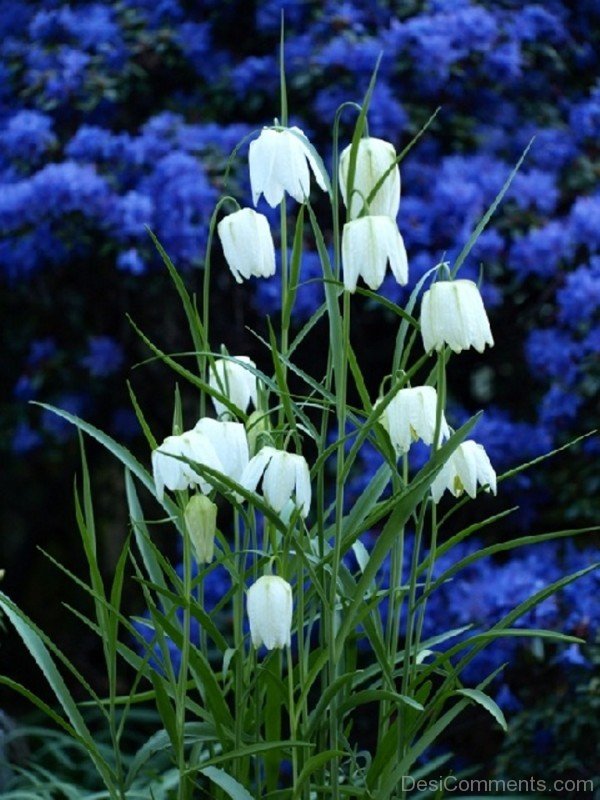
(11, 421, 42, 454)
(13, 375, 38, 401)
(81, 336, 124, 378)
(231, 55, 279, 98)
(569, 195, 600, 252)
(509, 221, 573, 279)
(107, 191, 154, 240)
(256, 0, 308, 33)
(539, 385, 583, 430)
(0, 110, 56, 167)
(508, 169, 559, 215)
(526, 328, 579, 382)
(484, 40, 523, 83)
(569, 83, 600, 142)
(41, 393, 89, 442)
(116, 248, 146, 275)
(557, 259, 600, 327)
(27, 338, 56, 366)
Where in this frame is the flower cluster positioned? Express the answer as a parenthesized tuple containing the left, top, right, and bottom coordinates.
(4, 0, 598, 516)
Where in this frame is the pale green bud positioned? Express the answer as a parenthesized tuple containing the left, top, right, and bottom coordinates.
(184, 494, 217, 564)
(245, 409, 270, 456)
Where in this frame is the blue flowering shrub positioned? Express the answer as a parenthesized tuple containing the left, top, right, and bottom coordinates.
(1, 0, 599, 783)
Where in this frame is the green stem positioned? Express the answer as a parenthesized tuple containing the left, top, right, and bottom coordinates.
(200, 195, 240, 419)
(412, 352, 446, 681)
(328, 290, 351, 797)
(286, 645, 298, 788)
(233, 511, 245, 780)
(280, 199, 289, 408)
(177, 513, 192, 800)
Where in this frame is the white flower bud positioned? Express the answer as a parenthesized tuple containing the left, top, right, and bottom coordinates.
(184, 494, 217, 563)
(339, 136, 400, 220)
(342, 215, 408, 292)
(209, 355, 258, 417)
(240, 446, 311, 518)
(378, 386, 450, 455)
(217, 209, 275, 283)
(247, 575, 293, 650)
(249, 126, 327, 208)
(431, 440, 497, 504)
(421, 279, 494, 354)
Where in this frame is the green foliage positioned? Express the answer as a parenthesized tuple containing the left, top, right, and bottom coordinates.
(0, 76, 596, 799)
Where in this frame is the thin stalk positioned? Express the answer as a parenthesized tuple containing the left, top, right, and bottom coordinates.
(200, 195, 240, 418)
(279, 198, 289, 434)
(413, 353, 447, 662)
(380, 463, 405, 737)
(329, 289, 351, 797)
(286, 645, 298, 788)
(398, 498, 429, 755)
(233, 510, 245, 781)
(177, 517, 192, 800)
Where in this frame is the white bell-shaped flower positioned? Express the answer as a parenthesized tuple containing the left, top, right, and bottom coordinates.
(378, 386, 450, 455)
(431, 440, 497, 504)
(152, 430, 222, 501)
(339, 136, 400, 220)
(193, 418, 249, 491)
(342, 215, 408, 292)
(247, 575, 293, 650)
(209, 355, 258, 418)
(217, 208, 276, 283)
(152, 435, 193, 500)
(240, 445, 311, 518)
(421, 279, 494, 354)
(249, 126, 327, 207)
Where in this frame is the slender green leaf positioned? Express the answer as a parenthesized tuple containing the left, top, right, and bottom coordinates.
(456, 688, 507, 731)
(199, 766, 257, 800)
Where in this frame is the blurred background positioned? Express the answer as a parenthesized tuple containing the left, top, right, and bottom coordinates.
(1, 0, 599, 790)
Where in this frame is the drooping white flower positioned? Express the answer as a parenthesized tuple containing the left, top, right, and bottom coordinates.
(193, 418, 249, 491)
(184, 494, 217, 564)
(421, 279, 494, 354)
(240, 446, 311, 518)
(431, 440, 497, 504)
(249, 126, 327, 207)
(217, 208, 275, 283)
(151, 430, 222, 501)
(247, 575, 293, 650)
(378, 386, 450, 455)
(342, 215, 408, 292)
(209, 355, 258, 418)
(152, 421, 249, 502)
(339, 137, 400, 220)
(152, 435, 193, 501)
